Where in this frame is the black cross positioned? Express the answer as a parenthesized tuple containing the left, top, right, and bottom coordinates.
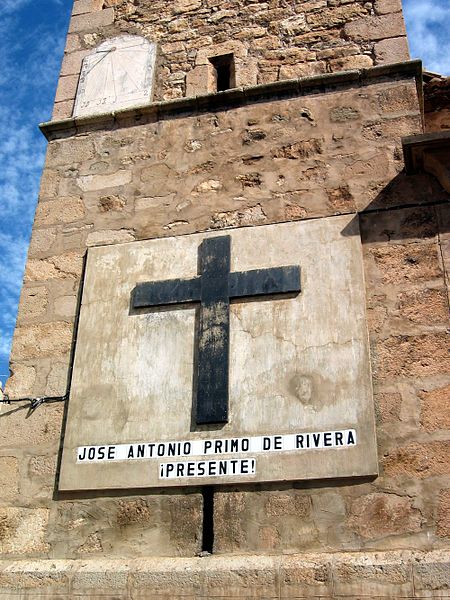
(132, 236, 301, 425)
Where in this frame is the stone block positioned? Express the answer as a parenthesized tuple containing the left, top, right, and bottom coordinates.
(10, 322, 73, 360)
(34, 197, 86, 226)
(3, 363, 36, 399)
(383, 441, 450, 479)
(45, 358, 71, 397)
(374, 37, 410, 64)
(265, 492, 311, 518)
(60, 49, 89, 77)
(47, 138, 95, 167)
(54, 295, 78, 319)
(436, 490, 450, 538)
(332, 551, 414, 598)
(397, 287, 449, 326)
(279, 61, 326, 79)
(0, 508, 49, 555)
(52, 99, 75, 121)
(72, 0, 103, 15)
(375, 333, 450, 380)
(65, 34, 81, 52)
(420, 384, 450, 431)
(280, 554, 332, 598)
(185, 65, 211, 97)
(328, 54, 373, 71)
(347, 493, 423, 539)
(195, 40, 247, 66)
(17, 287, 49, 322)
(55, 75, 79, 103)
(39, 170, 59, 199)
(0, 457, 19, 502)
(0, 559, 71, 595)
(413, 550, 450, 595)
(25, 252, 84, 283)
(344, 13, 406, 42)
(69, 8, 114, 33)
(374, 0, 403, 14)
(173, 0, 202, 15)
(375, 390, 402, 424)
(368, 242, 442, 284)
(28, 228, 57, 256)
(86, 228, 136, 246)
(77, 171, 132, 192)
(71, 560, 130, 595)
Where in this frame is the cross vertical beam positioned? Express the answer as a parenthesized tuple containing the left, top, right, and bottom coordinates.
(196, 236, 231, 424)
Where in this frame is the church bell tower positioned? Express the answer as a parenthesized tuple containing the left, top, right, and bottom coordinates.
(1, 0, 449, 597)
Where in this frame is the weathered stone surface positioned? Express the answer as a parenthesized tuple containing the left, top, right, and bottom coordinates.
(0, 457, 19, 502)
(0, 403, 64, 448)
(436, 490, 450, 538)
(0, 508, 49, 555)
(25, 252, 84, 282)
(77, 170, 132, 191)
(3, 363, 36, 399)
(369, 243, 443, 284)
(86, 228, 135, 246)
(17, 287, 49, 322)
(347, 493, 423, 538)
(28, 228, 57, 255)
(383, 442, 450, 479)
(374, 36, 410, 64)
(420, 384, 450, 431)
(344, 13, 406, 41)
(375, 333, 450, 380)
(11, 322, 73, 360)
(374, 0, 403, 14)
(35, 198, 85, 226)
(68, 7, 114, 33)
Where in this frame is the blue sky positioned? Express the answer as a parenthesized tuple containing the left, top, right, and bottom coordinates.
(0, 0, 448, 387)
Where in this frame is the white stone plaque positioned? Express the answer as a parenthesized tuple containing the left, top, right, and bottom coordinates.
(59, 216, 378, 491)
(73, 35, 157, 117)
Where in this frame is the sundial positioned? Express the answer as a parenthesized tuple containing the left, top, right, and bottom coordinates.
(73, 35, 157, 117)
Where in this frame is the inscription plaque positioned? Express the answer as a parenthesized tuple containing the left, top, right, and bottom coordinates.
(59, 216, 378, 490)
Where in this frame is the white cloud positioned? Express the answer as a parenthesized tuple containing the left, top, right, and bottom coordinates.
(0, 0, 32, 17)
(403, 0, 450, 75)
(0, 1, 69, 380)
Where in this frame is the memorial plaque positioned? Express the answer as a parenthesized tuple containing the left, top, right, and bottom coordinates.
(59, 216, 378, 491)
(73, 35, 157, 117)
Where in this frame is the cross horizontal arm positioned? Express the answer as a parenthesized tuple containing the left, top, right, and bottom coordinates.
(132, 277, 201, 308)
(229, 266, 301, 299)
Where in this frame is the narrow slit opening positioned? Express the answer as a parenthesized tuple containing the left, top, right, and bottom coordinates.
(202, 486, 214, 553)
(209, 54, 235, 92)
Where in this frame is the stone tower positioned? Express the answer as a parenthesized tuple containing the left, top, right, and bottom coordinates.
(1, 0, 449, 597)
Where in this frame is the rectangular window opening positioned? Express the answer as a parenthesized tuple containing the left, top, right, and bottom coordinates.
(209, 54, 235, 92)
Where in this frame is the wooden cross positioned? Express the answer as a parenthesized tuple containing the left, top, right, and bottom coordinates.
(132, 235, 301, 425)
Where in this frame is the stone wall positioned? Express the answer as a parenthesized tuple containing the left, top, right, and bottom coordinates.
(53, 0, 410, 119)
(2, 63, 449, 573)
(0, 0, 449, 595)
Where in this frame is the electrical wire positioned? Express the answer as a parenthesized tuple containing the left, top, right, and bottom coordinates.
(0, 393, 68, 414)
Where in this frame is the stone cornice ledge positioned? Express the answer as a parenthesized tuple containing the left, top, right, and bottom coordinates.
(40, 60, 422, 142)
(0, 550, 448, 597)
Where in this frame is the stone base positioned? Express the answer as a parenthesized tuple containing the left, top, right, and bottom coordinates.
(0, 550, 449, 598)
